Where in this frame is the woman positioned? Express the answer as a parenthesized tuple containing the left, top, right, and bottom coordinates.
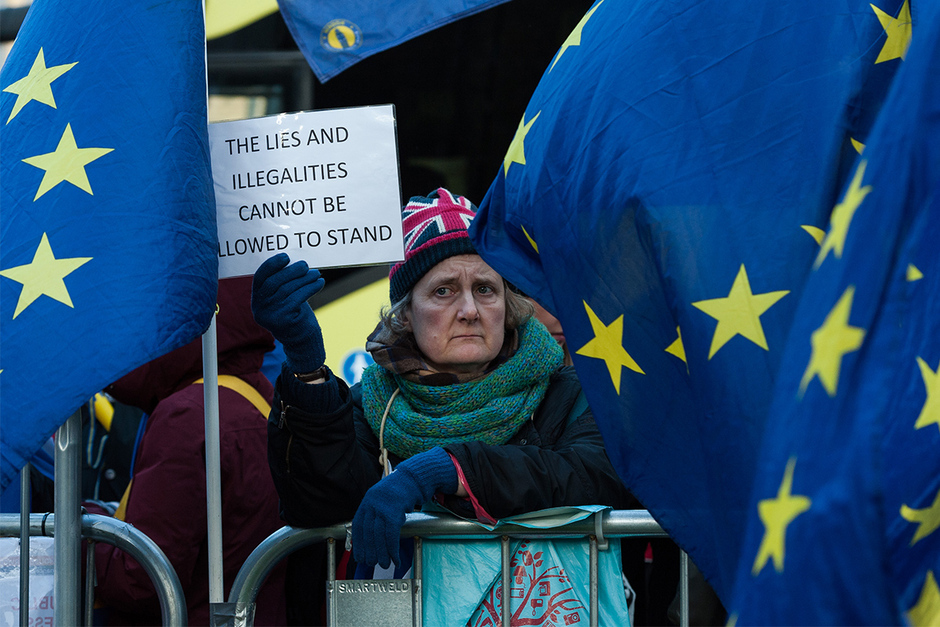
(251, 188, 635, 571)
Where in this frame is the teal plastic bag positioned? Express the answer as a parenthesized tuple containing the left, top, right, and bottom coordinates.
(422, 506, 632, 626)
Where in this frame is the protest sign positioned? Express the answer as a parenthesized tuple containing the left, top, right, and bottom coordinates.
(0, 537, 54, 627)
(209, 105, 404, 278)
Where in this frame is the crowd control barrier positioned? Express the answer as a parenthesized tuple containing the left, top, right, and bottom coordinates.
(2, 509, 690, 627)
(225, 509, 690, 627)
(0, 512, 187, 627)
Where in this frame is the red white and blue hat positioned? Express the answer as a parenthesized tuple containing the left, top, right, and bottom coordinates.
(389, 188, 477, 303)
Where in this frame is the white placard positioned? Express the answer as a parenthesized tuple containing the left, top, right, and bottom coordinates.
(209, 105, 404, 278)
(0, 537, 54, 627)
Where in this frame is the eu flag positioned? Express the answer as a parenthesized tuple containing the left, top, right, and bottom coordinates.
(731, 3, 939, 623)
(469, 0, 908, 600)
(276, 0, 512, 83)
(0, 0, 218, 490)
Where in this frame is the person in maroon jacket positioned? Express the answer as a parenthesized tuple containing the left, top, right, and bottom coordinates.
(84, 276, 287, 627)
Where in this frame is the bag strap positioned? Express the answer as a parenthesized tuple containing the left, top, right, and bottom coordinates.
(194, 374, 272, 417)
(378, 387, 400, 477)
(114, 482, 132, 521)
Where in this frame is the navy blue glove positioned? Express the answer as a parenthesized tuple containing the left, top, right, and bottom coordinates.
(352, 447, 459, 568)
(251, 253, 326, 374)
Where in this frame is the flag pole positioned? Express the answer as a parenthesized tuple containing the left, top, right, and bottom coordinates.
(200, 0, 225, 605)
(202, 314, 224, 604)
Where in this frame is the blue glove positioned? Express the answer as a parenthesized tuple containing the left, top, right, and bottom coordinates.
(352, 447, 459, 568)
(251, 253, 326, 374)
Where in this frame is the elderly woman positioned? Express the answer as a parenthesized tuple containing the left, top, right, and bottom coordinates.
(251, 188, 635, 570)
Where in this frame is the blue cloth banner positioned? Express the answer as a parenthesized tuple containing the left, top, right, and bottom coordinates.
(276, 0, 513, 83)
(469, 0, 907, 601)
(731, 3, 939, 623)
(0, 0, 218, 491)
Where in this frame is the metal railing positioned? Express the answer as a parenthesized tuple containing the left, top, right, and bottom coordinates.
(227, 509, 689, 627)
(3, 506, 690, 627)
(0, 512, 188, 626)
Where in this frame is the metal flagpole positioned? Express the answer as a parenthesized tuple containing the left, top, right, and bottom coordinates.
(202, 313, 224, 605)
(200, 0, 225, 606)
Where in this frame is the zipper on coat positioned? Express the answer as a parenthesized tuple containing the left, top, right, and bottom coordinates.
(279, 400, 292, 473)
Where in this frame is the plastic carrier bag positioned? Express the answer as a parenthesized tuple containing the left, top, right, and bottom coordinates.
(0, 537, 55, 627)
(422, 506, 632, 626)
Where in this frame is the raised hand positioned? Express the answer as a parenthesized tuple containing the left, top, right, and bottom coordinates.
(251, 253, 326, 374)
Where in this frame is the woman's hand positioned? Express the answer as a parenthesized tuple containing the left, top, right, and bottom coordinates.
(251, 253, 326, 374)
(352, 447, 458, 568)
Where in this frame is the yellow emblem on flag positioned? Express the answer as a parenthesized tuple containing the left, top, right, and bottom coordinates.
(321, 19, 363, 51)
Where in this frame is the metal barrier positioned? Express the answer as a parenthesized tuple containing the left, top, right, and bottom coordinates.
(0, 512, 188, 627)
(228, 509, 688, 627)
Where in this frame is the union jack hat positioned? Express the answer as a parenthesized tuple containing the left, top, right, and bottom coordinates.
(389, 188, 477, 303)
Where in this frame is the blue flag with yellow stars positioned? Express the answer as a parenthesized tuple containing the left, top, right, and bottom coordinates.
(276, 0, 512, 83)
(730, 3, 939, 624)
(0, 0, 218, 491)
(469, 0, 911, 601)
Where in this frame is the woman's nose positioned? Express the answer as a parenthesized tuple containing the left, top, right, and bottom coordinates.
(457, 291, 479, 322)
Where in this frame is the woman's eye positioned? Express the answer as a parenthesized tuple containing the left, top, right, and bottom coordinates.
(435, 287, 451, 296)
(478, 285, 494, 295)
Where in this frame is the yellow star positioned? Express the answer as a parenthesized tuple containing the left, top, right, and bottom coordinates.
(575, 301, 644, 394)
(908, 264, 924, 282)
(521, 224, 539, 253)
(815, 161, 872, 269)
(915, 357, 940, 432)
(851, 138, 866, 154)
(907, 571, 940, 627)
(799, 286, 865, 397)
(752, 457, 811, 575)
(0, 233, 92, 319)
(871, 0, 912, 64)
(665, 326, 686, 364)
(901, 489, 940, 546)
(2, 48, 77, 123)
(801, 225, 825, 245)
(21, 124, 113, 200)
(503, 111, 540, 177)
(691, 264, 789, 359)
(549, 0, 604, 71)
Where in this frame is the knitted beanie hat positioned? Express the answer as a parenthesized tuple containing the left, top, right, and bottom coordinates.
(389, 188, 478, 303)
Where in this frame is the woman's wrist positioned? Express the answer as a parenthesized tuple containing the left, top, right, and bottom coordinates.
(294, 365, 329, 384)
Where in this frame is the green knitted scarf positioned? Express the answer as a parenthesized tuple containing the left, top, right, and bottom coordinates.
(360, 318, 563, 459)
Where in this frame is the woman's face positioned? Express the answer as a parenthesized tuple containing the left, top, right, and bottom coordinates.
(404, 254, 506, 376)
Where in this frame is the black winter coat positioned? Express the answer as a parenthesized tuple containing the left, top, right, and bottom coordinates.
(268, 363, 636, 528)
